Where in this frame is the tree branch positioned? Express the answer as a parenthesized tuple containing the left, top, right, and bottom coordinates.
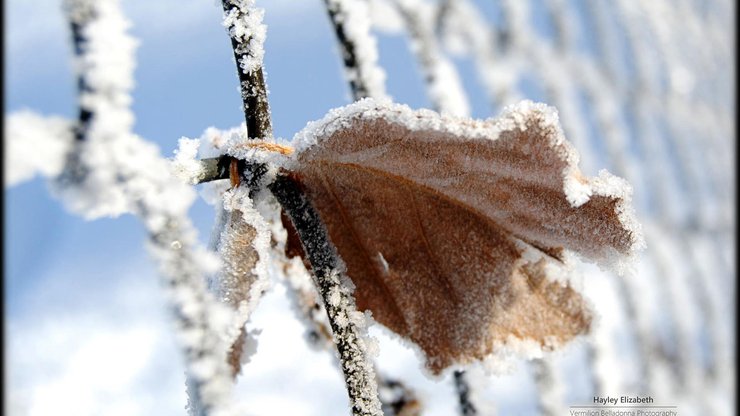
(452, 370, 477, 416)
(323, 0, 388, 100)
(281, 249, 421, 415)
(61, 2, 237, 415)
(393, 0, 469, 116)
(221, 0, 272, 139)
(269, 172, 383, 416)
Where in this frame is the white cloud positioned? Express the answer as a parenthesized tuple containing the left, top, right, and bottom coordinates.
(5, 273, 187, 416)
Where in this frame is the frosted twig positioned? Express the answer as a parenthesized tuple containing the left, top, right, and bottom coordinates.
(64, 0, 95, 143)
(221, 0, 272, 139)
(208, 0, 277, 381)
(323, 0, 389, 100)
(269, 173, 383, 416)
(532, 359, 565, 416)
(281, 215, 422, 415)
(452, 370, 477, 415)
(377, 376, 422, 416)
(392, 0, 469, 116)
(57, 1, 237, 414)
(4, 111, 73, 187)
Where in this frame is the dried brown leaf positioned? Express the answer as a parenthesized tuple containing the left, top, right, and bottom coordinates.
(287, 99, 643, 374)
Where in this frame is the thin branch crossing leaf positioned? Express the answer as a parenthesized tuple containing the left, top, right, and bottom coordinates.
(286, 99, 643, 374)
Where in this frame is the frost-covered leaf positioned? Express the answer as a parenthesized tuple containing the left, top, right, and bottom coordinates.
(212, 185, 272, 376)
(286, 98, 643, 374)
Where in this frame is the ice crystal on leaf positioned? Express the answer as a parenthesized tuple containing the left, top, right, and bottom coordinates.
(213, 185, 272, 376)
(285, 98, 644, 374)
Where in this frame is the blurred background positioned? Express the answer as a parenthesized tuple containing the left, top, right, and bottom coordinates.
(4, 0, 735, 414)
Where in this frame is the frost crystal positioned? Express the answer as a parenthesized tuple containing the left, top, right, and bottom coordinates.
(222, 0, 267, 75)
(39, 1, 242, 414)
(172, 138, 206, 185)
(212, 185, 272, 376)
(325, 0, 389, 100)
(4, 111, 73, 187)
(394, 0, 470, 117)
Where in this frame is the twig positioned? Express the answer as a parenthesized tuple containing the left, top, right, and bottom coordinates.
(62, 1, 237, 415)
(532, 359, 565, 416)
(393, 0, 469, 116)
(221, 0, 272, 139)
(65, 2, 95, 143)
(269, 172, 383, 416)
(219, 3, 384, 410)
(212, 0, 275, 382)
(378, 376, 422, 416)
(59, 0, 96, 185)
(452, 370, 477, 415)
(282, 253, 421, 415)
(323, 0, 388, 100)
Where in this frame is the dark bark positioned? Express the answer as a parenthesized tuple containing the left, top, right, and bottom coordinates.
(322, 0, 371, 100)
(67, 6, 95, 142)
(269, 172, 382, 416)
(453, 370, 477, 415)
(60, 4, 97, 185)
(221, 0, 273, 139)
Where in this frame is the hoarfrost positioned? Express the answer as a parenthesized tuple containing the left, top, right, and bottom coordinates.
(4, 111, 73, 187)
(172, 138, 206, 185)
(394, 0, 471, 116)
(368, 0, 405, 33)
(325, 0, 389, 100)
(222, 0, 267, 75)
(321, 269, 383, 415)
(47, 1, 242, 414)
(213, 185, 272, 376)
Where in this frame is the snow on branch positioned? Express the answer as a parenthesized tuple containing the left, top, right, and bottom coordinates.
(392, 0, 470, 116)
(4, 111, 73, 187)
(452, 370, 478, 415)
(323, 0, 389, 100)
(56, 0, 139, 218)
(279, 227, 422, 415)
(221, 0, 272, 139)
(47, 1, 242, 414)
(269, 173, 383, 416)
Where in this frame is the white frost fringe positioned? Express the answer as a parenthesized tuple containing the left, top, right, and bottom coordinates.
(326, 0, 389, 100)
(4, 111, 73, 187)
(4, 1, 245, 415)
